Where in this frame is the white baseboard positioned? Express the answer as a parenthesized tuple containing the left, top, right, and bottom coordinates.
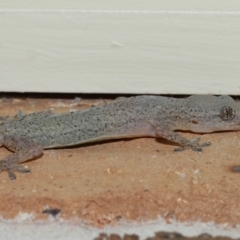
(1, 1, 240, 94)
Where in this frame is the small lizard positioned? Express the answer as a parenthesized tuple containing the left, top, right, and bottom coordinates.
(0, 95, 239, 180)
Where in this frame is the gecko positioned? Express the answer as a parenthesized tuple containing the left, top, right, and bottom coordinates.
(0, 95, 239, 180)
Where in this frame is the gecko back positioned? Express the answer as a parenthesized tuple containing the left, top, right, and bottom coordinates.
(0, 96, 180, 148)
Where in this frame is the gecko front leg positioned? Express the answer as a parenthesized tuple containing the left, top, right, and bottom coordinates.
(0, 134, 43, 180)
(151, 122, 211, 152)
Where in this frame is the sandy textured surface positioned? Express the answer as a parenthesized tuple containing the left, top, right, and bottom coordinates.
(0, 96, 240, 230)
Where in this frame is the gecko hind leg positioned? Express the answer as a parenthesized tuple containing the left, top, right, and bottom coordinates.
(174, 138, 211, 152)
(0, 134, 43, 180)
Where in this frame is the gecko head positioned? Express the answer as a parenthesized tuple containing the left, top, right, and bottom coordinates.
(186, 95, 240, 132)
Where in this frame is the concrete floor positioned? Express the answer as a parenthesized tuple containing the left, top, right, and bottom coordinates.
(0, 95, 239, 239)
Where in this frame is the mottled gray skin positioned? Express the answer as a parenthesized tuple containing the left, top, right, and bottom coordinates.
(0, 95, 240, 180)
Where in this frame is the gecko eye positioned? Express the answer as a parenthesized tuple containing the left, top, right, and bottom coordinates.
(220, 106, 235, 121)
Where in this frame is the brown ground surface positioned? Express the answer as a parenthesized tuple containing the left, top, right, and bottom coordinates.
(0, 96, 240, 228)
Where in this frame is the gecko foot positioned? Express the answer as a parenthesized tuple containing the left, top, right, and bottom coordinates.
(0, 162, 30, 180)
(174, 138, 211, 152)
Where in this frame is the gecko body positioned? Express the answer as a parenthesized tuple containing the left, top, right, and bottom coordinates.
(0, 95, 240, 180)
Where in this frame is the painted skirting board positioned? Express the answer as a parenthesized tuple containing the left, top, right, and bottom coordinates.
(1, 1, 240, 94)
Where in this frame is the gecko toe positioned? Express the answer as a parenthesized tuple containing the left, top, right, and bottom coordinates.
(199, 142, 211, 148)
(174, 146, 187, 152)
(191, 138, 201, 144)
(7, 171, 17, 180)
(16, 165, 30, 174)
(191, 146, 203, 152)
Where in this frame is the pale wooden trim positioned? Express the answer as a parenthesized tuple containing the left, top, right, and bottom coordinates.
(1, 1, 240, 94)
